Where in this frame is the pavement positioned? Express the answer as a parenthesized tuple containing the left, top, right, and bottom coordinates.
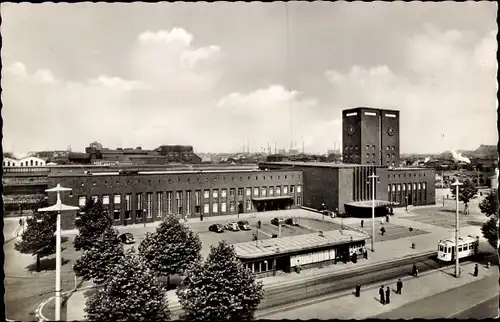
(264, 261, 499, 320)
(64, 204, 492, 320)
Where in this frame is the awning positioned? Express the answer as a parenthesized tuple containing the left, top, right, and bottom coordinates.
(252, 196, 294, 201)
(345, 200, 395, 208)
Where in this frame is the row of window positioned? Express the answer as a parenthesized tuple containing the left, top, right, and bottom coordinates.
(439, 243, 475, 253)
(345, 145, 397, 152)
(79, 193, 302, 220)
(3, 160, 45, 167)
(390, 172, 427, 178)
(80, 174, 301, 187)
(388, 182, 427, 192)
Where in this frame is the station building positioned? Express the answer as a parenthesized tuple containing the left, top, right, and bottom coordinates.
(48, 166, 304, 230)
(233, 229, 370, 276)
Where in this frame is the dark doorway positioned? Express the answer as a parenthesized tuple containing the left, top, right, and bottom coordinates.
(238, 202, 244, 214)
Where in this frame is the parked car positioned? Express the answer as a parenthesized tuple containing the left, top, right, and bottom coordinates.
(209, 224, 224, 233)
(225, 222, 240, 231)
(237, 220, 251, 230)
(271, 217, 285, 226)
(285, 217, 299, 226)
(118, 232, 135, 244)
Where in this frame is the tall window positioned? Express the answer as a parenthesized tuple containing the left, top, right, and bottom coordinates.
(397, 184, 401, 191)
(297, 185, 302, 193)
(146, 193, 153, 218)
(297, 196, 302, 206)
(103, 195, 110, 205)
(195, 190, 201, 214)
(253, 187, 259, 196)
(283, 185, 288, 195)
(238, 188, 243, 196)
(166, 192, 173, 214)
(136, 193, 143, 219)
(176, 191, 183, 215)
(230, 188, 236, 197)
(261, 187, 267, 197)
(221, 201, 227, 213)
(92, 195, 99, 203)
(125, 194, 132, 219)
(246, 199, 252, 210)
(204, 189, 210, 199)
(157, 192, 163, 217)
(388, 184, 391, 192)
(79, 196, 86, 207)
(212, 189, 219, 199)
(269, 186, 274, 196)
(423, 182, 427, 190)
(418, 183, 421, 190)
(276, 186, 281, 196)
(221, 189, 227, 198)
(402, 184, 406, 191)
(230, 200, 235, 212)
(246, 188, 251, 197)
(212, 201, 218, 214)
(186, 191, 192, 215)
(204, 201, 210, 214)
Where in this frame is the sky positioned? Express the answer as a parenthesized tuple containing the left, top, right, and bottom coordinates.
(1, 2, 497, 155)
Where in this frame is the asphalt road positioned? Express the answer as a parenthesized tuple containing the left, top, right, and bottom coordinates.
(374, 274, 499, 319)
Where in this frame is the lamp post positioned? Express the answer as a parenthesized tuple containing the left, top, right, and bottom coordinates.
(451, 179, 463, 278)
(38, 184, 79, 321)
(442, 170, 445, 207)
(368, 173, 379, 252)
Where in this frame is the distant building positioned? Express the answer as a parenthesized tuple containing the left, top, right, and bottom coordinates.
(3, 156, 47, 167)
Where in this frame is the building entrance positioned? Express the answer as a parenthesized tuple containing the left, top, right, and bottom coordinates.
(254, 199, 292, 212)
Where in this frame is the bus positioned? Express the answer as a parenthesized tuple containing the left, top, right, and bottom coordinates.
(437, 235, 478, 262)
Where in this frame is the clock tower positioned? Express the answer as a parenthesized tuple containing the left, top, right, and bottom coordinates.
(342, 107, 400, 166)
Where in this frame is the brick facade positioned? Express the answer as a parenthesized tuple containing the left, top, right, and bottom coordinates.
(48, 170, 303, 230)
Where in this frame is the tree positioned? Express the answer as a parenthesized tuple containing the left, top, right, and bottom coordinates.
(450, 178, 478, 215)
(177, 241, 264, 321)
(84, 250, 170, 321)
(138, 215, 202, 280)
(479, 189, 499, 253)
(73, 227, 125, 285)
(15, 212, 56, 271)
(74, 199, 113, 251)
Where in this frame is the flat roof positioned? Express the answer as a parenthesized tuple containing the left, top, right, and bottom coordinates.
(49, 168, 301, 177)
(233, 229, 370, 259)
(389, 167, 433, 171)
(345, 200, 394, 208)
(259, 162, 383, 169)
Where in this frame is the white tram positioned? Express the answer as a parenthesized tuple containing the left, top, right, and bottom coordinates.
(437, 235, 478, 262)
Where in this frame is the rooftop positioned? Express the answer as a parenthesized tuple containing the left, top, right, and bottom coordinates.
(345, 200, 394, 208)
(259, 161, 384, 169)
(233, 229, 370, 259)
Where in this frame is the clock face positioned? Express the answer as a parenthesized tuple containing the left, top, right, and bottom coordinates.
(347, 125, 355, 136)
(387, 126, 396, 136)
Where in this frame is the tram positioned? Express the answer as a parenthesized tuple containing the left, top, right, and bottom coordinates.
(437, 235, 478, 262)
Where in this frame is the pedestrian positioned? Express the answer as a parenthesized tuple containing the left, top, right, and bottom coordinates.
(474, 263, 479, 277)
(361, 219, 364, 228)
(412, 263, 417, 277)
(200, 213, 204, 221)
(257, 220, 261, 228)
(379, 285, 385, 305)
(380, 227, 386, 236)
(364, 249, 368, 259)
(352, 252, 358, 264)
(385, 286, 391, 304)
(355, 282, 361, 298)
(19, 218, 23, 226)
(396, 278, 403, 295)
(385, 215, 389, 223)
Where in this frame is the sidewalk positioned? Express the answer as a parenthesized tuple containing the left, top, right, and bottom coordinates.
(263, 261, 498, 320)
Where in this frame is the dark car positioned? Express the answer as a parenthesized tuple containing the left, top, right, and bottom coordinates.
(271, 217, 284, 226)
(118, 232, 135, 244)
(237, 221, 251, 230)
(285, 218, 299, 226)
(209, 224, 224, 233)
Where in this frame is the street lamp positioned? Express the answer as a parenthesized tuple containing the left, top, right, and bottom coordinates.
(368, 173, 379, 252)
(38, 184, 79, 321)
(451, 179, 463, 278)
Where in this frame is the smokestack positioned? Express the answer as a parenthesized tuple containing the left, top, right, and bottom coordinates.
(275, 142, 277, 154)
(302, 138, 304, 154)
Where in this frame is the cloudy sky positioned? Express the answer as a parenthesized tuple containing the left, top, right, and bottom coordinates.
(1, 2, 497, 155)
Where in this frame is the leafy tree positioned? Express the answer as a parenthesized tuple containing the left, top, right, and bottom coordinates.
(73, 227, 125, 285)
(138, 215, 202, 280)
(479, 189, 499, 253)
(74, 199, 113, 251)
(450, 178, 478, 215)
(479, 189, 499, 217)
(84, 250, 170, 321)
(15, 212, 56, 272)
(177, 241, 264, 321)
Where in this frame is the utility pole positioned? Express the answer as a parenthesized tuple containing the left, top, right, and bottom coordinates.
(452, 179, 463, 278)
(368, 173, 379, 252)
(442, 170, 445, 207)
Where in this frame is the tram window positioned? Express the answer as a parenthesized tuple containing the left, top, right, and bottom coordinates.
(452, 247, 455, 254)
(463, 244, 468, 251)
(458, 246, 463, 252)
(439, 245, 443, 252)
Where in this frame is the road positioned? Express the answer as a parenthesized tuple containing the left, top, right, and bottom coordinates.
(374, 274, 499, 319)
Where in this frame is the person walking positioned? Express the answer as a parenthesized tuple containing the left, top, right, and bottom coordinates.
(352, 252, 358, 264)
(385, 286, 391, 304)
(474, 263, 479, 277)
(364, 249, 368, 259)
(355, 282, 361, 298)
(396, 278, 403, 295)
(380, 226, 386, 236)
(361, 219, 364, 228)
(379, 285, 385, 305)
(200, 213, 204, 221)
(412, 263, 417, 277)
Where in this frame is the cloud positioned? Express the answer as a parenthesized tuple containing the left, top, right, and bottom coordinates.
(324, 25, 497, 153)
(4, 62, 56, 84)
(88, 75, 146, 91)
